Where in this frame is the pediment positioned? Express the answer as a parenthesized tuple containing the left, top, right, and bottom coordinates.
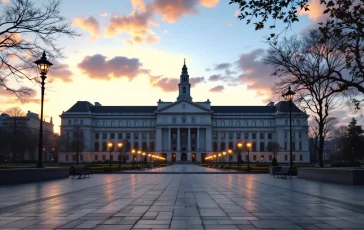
(157, 100, 212, 114)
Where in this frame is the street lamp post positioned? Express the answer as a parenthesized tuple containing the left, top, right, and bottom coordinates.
(218, 153, 221, 163)
(237, 142, 243, 170)
(142, 152, 146, 169)
(228, 149, 232, 167)
(131, 149, 135, 166)
(117, 142, 123, 171)
(35, 51, 53, 168)
(107, 142, 113, 167)
(246, 142, 252, 172)
(283, 86, 295, 167)
(222, 152, 226, 164)
(214, 154, 217, 163)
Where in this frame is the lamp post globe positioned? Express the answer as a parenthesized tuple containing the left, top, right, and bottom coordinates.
(117, 142, 123, 171)
(246, 142, 252, 172)
(237, 142, 243, 170)
(35, 51, 52, 168)
(107, 142, 113, 167)
(283, 86, 295, 167)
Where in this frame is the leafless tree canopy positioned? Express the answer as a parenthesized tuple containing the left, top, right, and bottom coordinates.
(4, 106, 25, 117)
(264, 30, 345, 166)
(0, 0, 77, 100)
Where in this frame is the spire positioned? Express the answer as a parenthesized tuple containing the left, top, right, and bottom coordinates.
(177, 58, 192, 101)
(181, 58, 188, 75)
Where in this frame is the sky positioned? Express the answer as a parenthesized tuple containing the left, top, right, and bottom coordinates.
(0, 0, 362, 133)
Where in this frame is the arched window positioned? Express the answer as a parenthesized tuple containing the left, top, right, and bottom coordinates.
(183, 87, 186, 94)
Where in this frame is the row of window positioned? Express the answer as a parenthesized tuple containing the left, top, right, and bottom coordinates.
(284, 131, 303, 139)
(213, 132, 273, 140)
(213, 141, 303, 152)
(67, 119, 156, 127)
(285, 119, 302, 125)
(94, 142, 155, 152)
(94, 132, 156, 140)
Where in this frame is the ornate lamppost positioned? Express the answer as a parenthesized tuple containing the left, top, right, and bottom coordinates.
(35, 51, 53, 168)
(117, 142, 123, 171)
(222, 151, 226, 164)
(283, 86, 295, 167)
(246, 142, 252, 172)
(107, 142, 113, 167)
(131, 149, 135, 166)
(228, 149, 232, 167)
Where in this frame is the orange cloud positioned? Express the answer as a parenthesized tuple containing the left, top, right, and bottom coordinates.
(299, 0, 327, 22)
(72, 16, 101, 41)
(131, 0, 147, 12)
(209, 85, 224, 92)
(234, 10, 240, 16)
(146, 35, 160, 44)
(199, 0, 219, 8)
(100, 12, 110, 17)
(149, 76, 179, 92)
(49, 61, 73, 83)
(152, 0, 199, 23)
(227, 23, 233, 27)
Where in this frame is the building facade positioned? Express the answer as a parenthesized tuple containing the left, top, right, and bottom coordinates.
(59, 62, 310, 163)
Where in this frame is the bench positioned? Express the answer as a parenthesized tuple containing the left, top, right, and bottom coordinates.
(273, 167, 292, 179)
(69, 166, 92, 179)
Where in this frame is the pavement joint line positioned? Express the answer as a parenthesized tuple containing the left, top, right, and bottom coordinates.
(0, 175, 148, 214)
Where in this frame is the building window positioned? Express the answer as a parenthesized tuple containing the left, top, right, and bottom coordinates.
(192, 117, 196, 124)
(134, 133, 139, 139)
(118, 133, 123, 139)
(299, 132, 302, 138)
(80, 132, 84, 139)
(221, 121, 225, 126)
(110, 133, 115, 139)
(237, 121, 240, 126)
(284, 132, 288, 138)
(127, 121, 131, 127)
(173, 117, 177, 124)
(74, 119, 78, 125)
(244, 121, 248, 126)
(220, 133, 225, 139)
(229, 121, 233, 126)
(103, 121, 107, 126)
(292, 155, 296, 161)
(268, 121, 272, 126)
(126, 133, 131, 139)
(95, 155, 98, 161)
(111, 121, 115, 127)
(252, 133, 256, 139)
(102, 142, 107, 151)
(285, 120, 288, 125)
(135, 121, 139, 126)
(68, 120, 72, 125)
(65, 154, 69, 161)
(236, 133, 241, 139)
(260, 142, 265, 151)
(260, 121, 264, 126)
(119, 121, 123, 127)
(94, 142, 99, 151)
(297, 120, 301, 125)
(260, 155, 264, 161)
(285, 155, 288, 161)
(142, 133, 147, 139)
(213, 121, 217, 126)
(253, 155, 257, 161)
(213, 142, 218, 151)
(80, 120, 83, 125)
(213, 132, 217, 139)
(268, 133, 272, 139)
(284, 141, 287, 151)
(95, 133, 99, 139)
(299, 142, 302, 151)
(292, 142, 296, 151)
(300, 155, 303, 161)
(151, 121, 155, 126)
(244, 133, 248, 139)
(252, 121, 256, 126)
(150, 132, 155, 139)
(143, 121, 147, 126)
(229, 133, 233, 139)
(292, 120, 295, 125)
(102, 155, 106, 161)
(269, 155, 272, 161)
(252, 142, 256, 152)
(182, 117, 187, 124)
(260, 133, 264, 139)
(102, 133, 107, 139)
(95, 121, 99, 126)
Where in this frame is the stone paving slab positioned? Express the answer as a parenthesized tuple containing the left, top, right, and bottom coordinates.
(0, 165, 364, 229)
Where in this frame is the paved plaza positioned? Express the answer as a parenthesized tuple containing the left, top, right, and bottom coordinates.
(0, 165, 364, 229)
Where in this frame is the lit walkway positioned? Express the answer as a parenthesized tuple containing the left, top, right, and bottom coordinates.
(127, 164, 236, 173)
(0, 166, 364, 229)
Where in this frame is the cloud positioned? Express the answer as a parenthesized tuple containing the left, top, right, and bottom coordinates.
(214, 63, 231, 70)
(77, 54, 146, 80)
(72, 16, 101, 41)
(199, 0, 219, 8)
(208, 74, 223, 81)
(49, 61, 73, 82)
(149, 76, 179, 92)
(152, 0, 200, 23)
(227, 23, 233, 27)
(100, 12, 110, 17)
(190, 77, 205, 86)
(235, 49, 275, 99)
(234, 10, 239, 16)
(146, 35, 160, 44)
(209, 85, 224, 92)
(131, 0, 147, 12)
(299, 0, 327, 22)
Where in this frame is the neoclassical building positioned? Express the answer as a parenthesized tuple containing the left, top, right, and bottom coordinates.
(59, 61, 310, 163)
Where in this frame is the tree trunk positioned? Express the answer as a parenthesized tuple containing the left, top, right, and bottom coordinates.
(319, 123, 325, 167)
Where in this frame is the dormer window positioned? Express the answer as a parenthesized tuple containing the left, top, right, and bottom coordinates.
(182, 117, 187, 124)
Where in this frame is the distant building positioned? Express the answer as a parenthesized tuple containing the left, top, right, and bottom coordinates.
(59, 61, 310, 163)
(0, 111, 54, 161)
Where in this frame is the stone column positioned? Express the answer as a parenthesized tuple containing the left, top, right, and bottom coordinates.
(139, 131, 142, 151)
(177, 128, 180, 152)
(206, 127, 212, 152)
(257, 132, 261, 152)
(225, 131, 229, 152)
(131, 132, 134, 151)
(233, 132, 237, 152)
(197, 128, 200, 152)
(217, 131, 221, 152)
(168, 128, 171, 152)
(147, 132, 150, 149)
(188, 128, 191, 152)
(156, 128, 162, 152)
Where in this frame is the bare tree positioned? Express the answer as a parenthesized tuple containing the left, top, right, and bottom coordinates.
(0, 0, 77, 100)
(265, 30, 345, 167)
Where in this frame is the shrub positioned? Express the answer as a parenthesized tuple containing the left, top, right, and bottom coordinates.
(271, 157, 278, 166)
